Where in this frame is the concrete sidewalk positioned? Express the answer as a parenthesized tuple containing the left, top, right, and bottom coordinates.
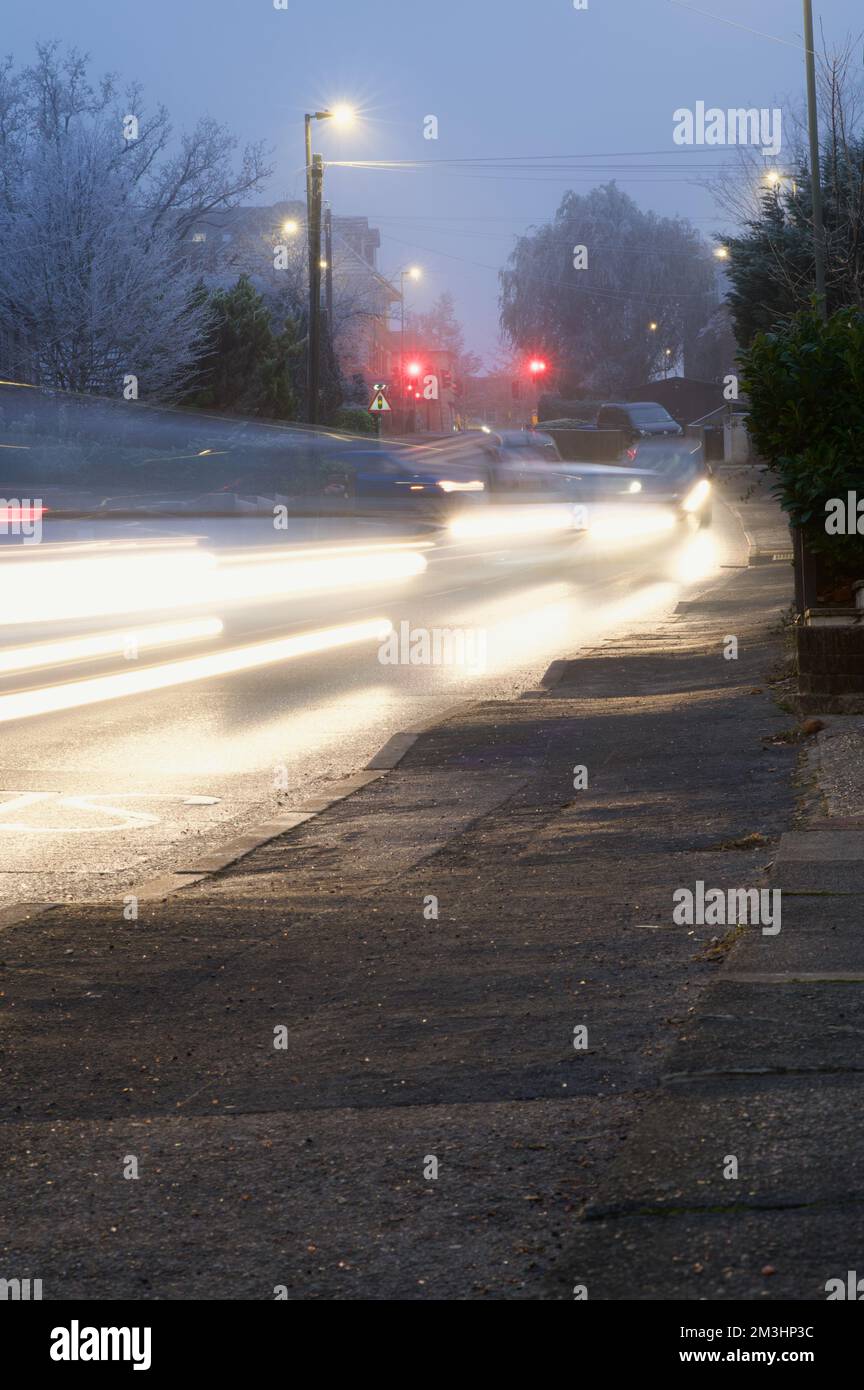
(549, 852, 864, 1301)
(547, 511, 864, 1302)
(4, 471, 827, 1301)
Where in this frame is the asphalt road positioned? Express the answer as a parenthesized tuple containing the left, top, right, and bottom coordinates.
(1, 471, 800, 1303)
(0, 495, 746, 909)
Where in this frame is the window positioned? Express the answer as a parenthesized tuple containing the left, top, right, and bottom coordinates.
(628, 405, 675, 425)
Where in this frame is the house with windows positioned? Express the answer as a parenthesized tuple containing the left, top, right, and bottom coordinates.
(180, 201, 399, 393)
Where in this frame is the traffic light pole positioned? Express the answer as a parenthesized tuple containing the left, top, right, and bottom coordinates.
(400, 270, 407, 434)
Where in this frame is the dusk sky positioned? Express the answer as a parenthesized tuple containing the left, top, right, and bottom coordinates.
(5, 0, 861, 361)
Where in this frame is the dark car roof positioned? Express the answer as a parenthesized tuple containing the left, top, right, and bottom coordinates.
(600, 401, 669, 411)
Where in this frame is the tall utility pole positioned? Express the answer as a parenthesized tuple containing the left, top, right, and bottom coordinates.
(324, 204, 334, 336)
(803, 0, 828, 319)
(307, 154, 324, 425)
(304, 115, 315, 420)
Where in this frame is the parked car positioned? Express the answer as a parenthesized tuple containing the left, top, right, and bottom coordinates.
(542, 400, 693, 464)
(595, 401, 684, 443)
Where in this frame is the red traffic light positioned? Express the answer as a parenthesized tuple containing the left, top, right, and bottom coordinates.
(406, 361, 422, 377)
(528, 358, 548, 375)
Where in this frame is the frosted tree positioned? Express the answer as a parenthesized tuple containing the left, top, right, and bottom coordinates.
(0, 42, 271, 398)
(499, 183, 715, 395)
(0, 126, 210, 396)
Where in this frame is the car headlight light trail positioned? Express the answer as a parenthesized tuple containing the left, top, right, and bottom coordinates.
(0, 617, 223, 675)
(681, 478, 711, 513)
(0, 619, 393, 724)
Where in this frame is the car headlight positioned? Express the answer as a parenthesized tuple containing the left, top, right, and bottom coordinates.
(437, 479, 485, 493)
(627, 480, 642, 494)
(682, 478, 711, 512)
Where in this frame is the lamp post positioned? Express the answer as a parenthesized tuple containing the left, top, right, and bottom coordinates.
(764, 169, 798, 197)
(304, 106, 355, 424)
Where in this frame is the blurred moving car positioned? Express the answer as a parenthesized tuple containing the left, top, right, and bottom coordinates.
(350, 446, 487, 511)
(632, 444, 713, 526)
(350, 431, 567, 510)
(478, 429, 563, 492)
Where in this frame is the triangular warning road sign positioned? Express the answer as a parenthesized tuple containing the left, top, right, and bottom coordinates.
(369, 392, 391, 413)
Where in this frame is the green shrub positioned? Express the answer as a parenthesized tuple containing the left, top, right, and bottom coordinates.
(331, 406, 377, 436)
(740, 305, 864, 572)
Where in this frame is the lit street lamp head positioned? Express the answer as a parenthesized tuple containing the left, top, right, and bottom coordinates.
(328, 104, 356, 127)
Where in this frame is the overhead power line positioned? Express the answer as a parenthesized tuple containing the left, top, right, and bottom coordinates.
(664, 0, 806, 52)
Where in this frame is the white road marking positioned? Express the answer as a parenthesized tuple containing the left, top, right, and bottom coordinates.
(0, 791, 221, 834)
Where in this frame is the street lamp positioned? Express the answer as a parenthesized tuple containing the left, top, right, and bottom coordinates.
(664, 347, 673, 379)
(713, 246, 729, 260)
(304, 106, 356, 424)
(329, 104, 356, 128)
(763, 168, 798, 200)
(282, 219, 300, 237)
(304, 106, 356, 178)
